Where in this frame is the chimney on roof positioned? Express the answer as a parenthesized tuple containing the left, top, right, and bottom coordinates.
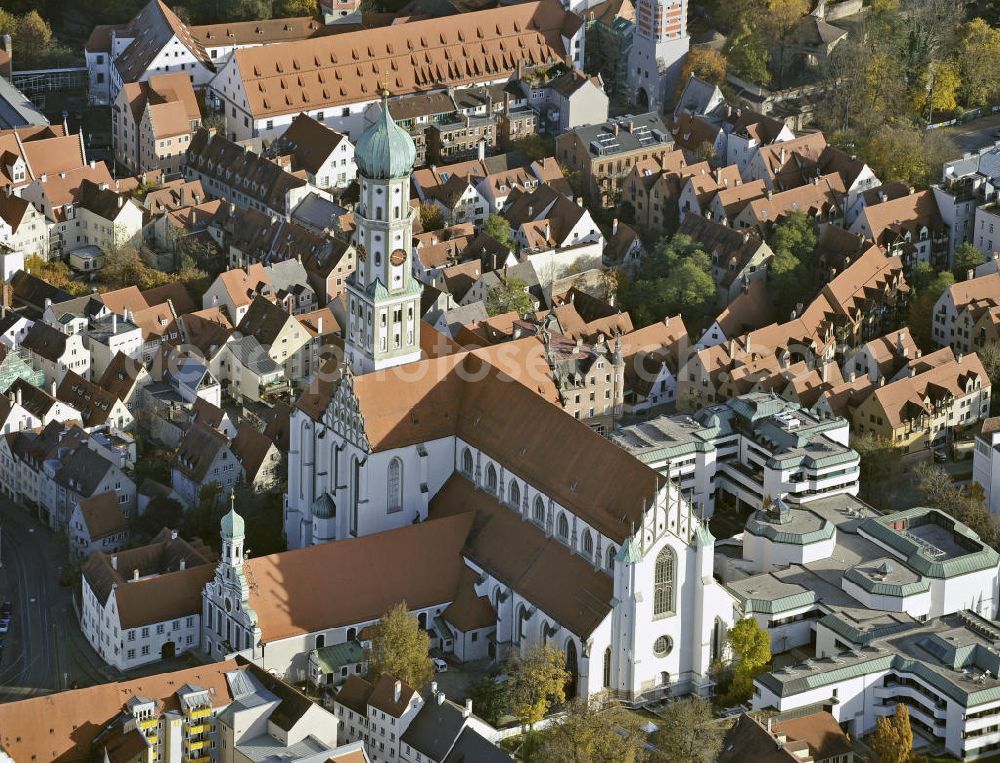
(393, 680, 401, 702)
(821, 360, 828, 383)
(766, 189, 773, 200)
(464, 698, 472, 718)
(436, 691, 446, 705)
(477, 139, 486, 161)
(576, 197, 583, 207)
(430, 681, 437, 695)
(133, 568, 140, 581)
(612, 218, 619, 235)
(50, 381, 56, 396)
(967, 268, 975, 281)
(89, 160, 95, 169)
(180, 558, 186, 570)
(111, 555, 118, 570)
(779, 147, 786, 164)
(612, 122, 619, 136)
(112, 314, 117, 334)
(847, 370, 855, 382)
(745, 332, 752, 353)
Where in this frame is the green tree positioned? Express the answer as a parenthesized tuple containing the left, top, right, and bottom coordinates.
(652, 696, 724, 763)
(366, 602, 434, 691)
(0, 9, 16, 36)
(725, 21, 771, 85)
(869, 703, 913, 763)
(506, 643, 569, 728)
(915, 464, 1000, 550)
(724, 617, 771, 704)
(908, 270, 954, 349)
(182, 482, 224, 548)
(485, 276, 534, 316)
(14, 11, 52, 51)
(907, 261, 937, 293)
(953, 242, 986, 281)
(852, 433, 903, 509)
(272, 0, 317, 14)
(483, 214, 512, 247)
(512, 134, 555, 162)
(676, 48, 728, 99)
(767, 211, 818, 319)
(419, 202, 444, 232)
(913, 60, 961, 121)
(957, 19, 1000, 108)
(977, 342, 1000, 415)
(129, 496, 184, 547)
(469, 677, 508, 727)
(533, 698, 649, 763)
(616, 233, 716, 328)
(24, 255, 90, 296)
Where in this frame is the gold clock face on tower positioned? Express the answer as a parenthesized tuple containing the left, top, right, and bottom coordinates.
(357, 243, 367, 262)
(389, 248, 407, 266)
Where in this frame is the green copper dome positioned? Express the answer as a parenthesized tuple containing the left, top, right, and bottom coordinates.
(222, 504, 245, 539)
(355, 90, 416, 179)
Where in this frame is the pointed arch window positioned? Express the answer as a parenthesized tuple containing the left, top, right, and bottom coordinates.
(606, 545, 616, 571)
(509, 479, 521, 508)
(461, 447, 473, 476)
(653, 546, 676, 618)
(486, 463, 497, 494)
(557, 513, 569, 541)
(603, 647, 612, 688)
(533, 496, 545, 525)
(387, 457, 402, 513)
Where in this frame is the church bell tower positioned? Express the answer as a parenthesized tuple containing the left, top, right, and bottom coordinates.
(345, 89, 422, 374)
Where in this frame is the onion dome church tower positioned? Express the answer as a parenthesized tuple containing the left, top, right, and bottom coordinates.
(344, 89, 422, 374)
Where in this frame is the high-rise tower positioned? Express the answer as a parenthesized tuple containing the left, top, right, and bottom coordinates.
(626, 0, 690, 113)
(344, 90, 422, 374)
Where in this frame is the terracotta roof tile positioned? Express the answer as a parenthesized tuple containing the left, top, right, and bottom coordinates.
(232, 0, 573, 119)
(247, 512, 474, 641)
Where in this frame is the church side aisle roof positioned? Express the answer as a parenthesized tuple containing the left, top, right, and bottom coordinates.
(246, 512, 473, 641)
(430, 475, 613, 637)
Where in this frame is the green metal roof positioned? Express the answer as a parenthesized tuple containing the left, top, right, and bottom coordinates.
(744, 590, 817, 615)
(859, 508, 999, 578)
(843, 567, 930, 597)
(313, 640, 366, 674)
(744, 516, 835, 546)
(355, 92, 417, 179)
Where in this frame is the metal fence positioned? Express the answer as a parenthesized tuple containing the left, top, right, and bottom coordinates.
(11, 66, 88, 103)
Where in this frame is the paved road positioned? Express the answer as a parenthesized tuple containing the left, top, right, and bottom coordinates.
(0, 501, 108, 701)
(938, 113, 1000, 157)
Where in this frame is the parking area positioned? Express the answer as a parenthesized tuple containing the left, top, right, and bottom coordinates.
(428, 654, 497, 701)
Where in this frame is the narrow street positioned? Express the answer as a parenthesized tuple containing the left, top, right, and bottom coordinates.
(0, 500, 110, 701)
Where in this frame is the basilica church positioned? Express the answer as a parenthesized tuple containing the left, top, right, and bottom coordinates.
(203, 92, 736, 703)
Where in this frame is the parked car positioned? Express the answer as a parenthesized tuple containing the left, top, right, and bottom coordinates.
(432, 657, 448, 673)
(933, 449, 948, 463)
(0, 618, 10, 635)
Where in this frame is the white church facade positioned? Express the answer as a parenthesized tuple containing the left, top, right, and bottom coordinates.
(201, 92, 737, 704)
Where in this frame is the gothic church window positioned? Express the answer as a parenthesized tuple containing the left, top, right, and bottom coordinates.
(461, 447, 473, 475)
(486, 464, 497, 493)
(582, 530, 593, 559)
(509, 480, 520, 508)
(607, 545, 616, 570)
(387, 457, 402, 513)
(603, 647, 611, 688)
(653, 546, 676, 618)
(533, 496, 545, 525)
(557, 513, 569, 541)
